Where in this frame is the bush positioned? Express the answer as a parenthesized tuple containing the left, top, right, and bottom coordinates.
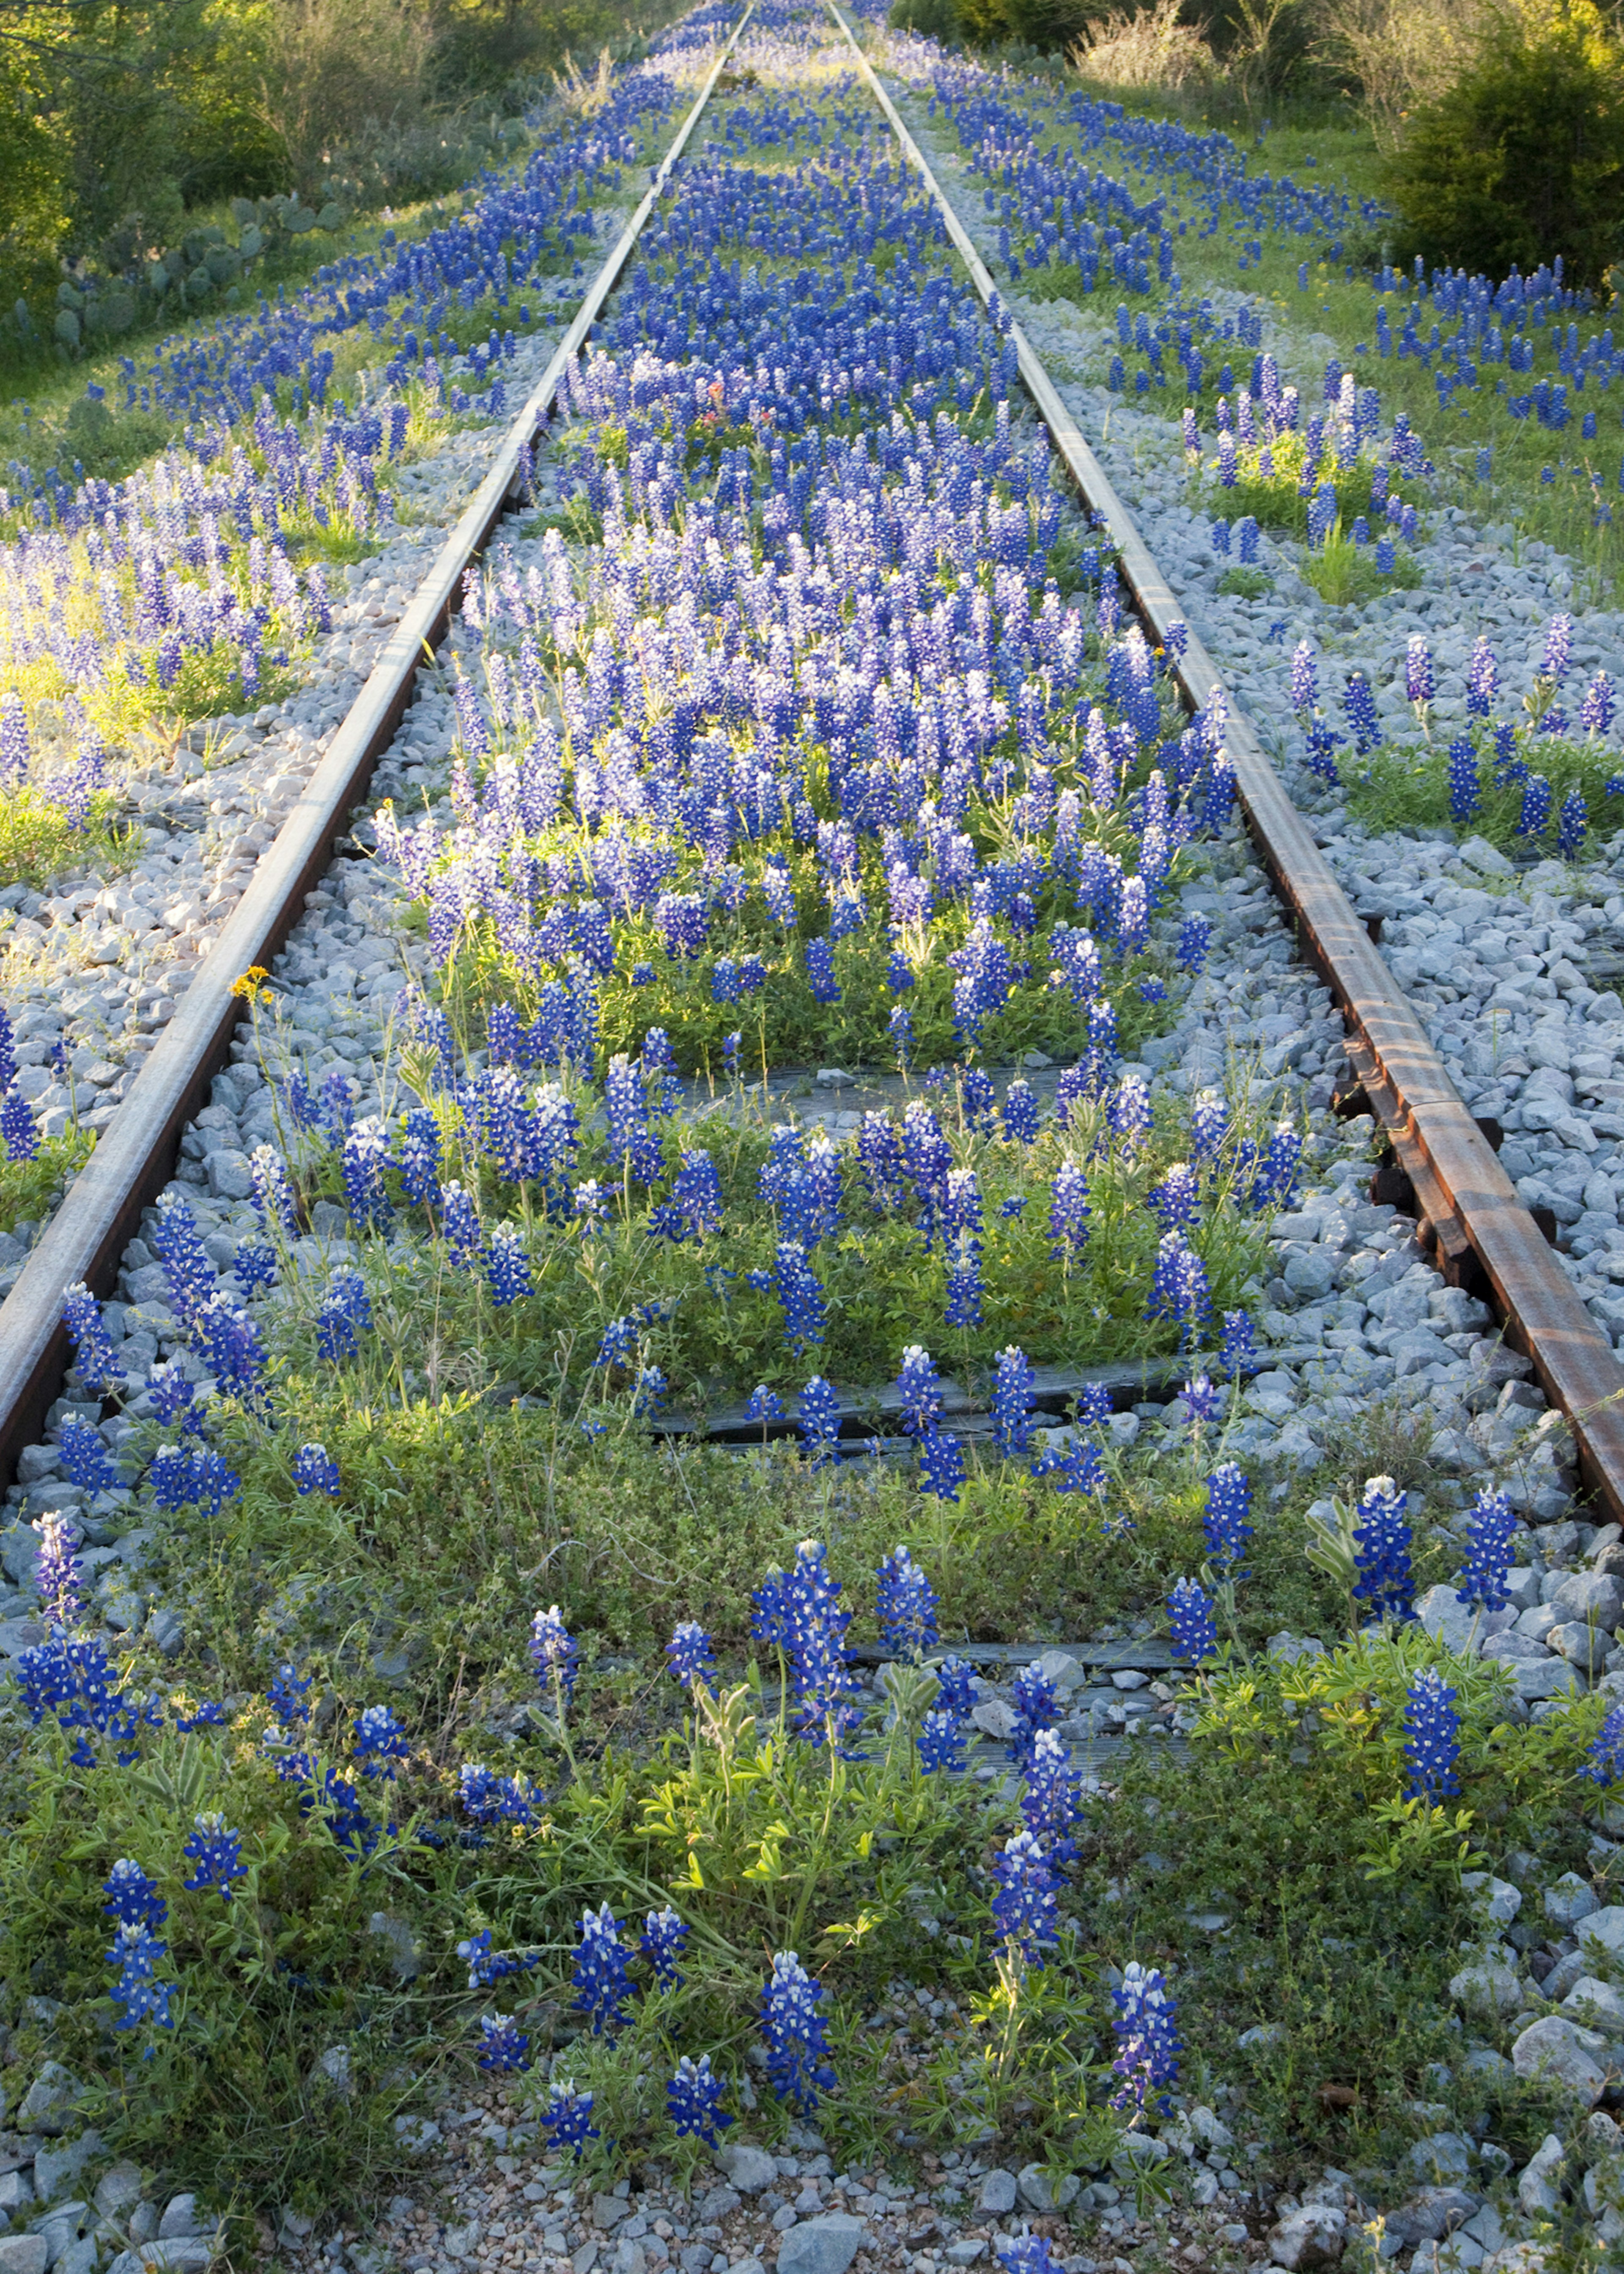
(889, 0, 966, 42)
(1383, 0, 1624, 287)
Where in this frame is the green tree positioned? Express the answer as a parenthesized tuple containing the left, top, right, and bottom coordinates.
(1383, 0, 1624, 286)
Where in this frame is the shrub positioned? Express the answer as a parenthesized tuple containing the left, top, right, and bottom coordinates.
(1382, 0, 1624, 287)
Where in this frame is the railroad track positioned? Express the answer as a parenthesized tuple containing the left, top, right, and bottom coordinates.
(3, 0, 1622, 1530)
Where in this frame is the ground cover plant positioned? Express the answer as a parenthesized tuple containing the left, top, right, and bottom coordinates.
(8, 6, 1624, 2270)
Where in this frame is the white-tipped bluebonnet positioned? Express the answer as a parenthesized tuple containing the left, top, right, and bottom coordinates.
(668, 2053, 731, 2145)
(746, 1384, 786, 1428)
(1583, 1699, 1624, 1787)
(1110, 1961, 1182, 2116)
(1447, 737, 1480, 823)
(354, 1704, 409, 1780)
(1000, 1080, 1039, 1145)
(154, 1193, 215, 1335)
(1203, 1464, 1253, 1575)
(58, 1415, 116, 1497)
(233, 1238, 276, 1298)
(1454, 1489, 1516, 1612)
(1176, 913, 1211, 973)
(666, 1622, 716, 1689)
(530, 1605, 581, 1704)
(541, 2082, 598, 2153)
(104, 1858, 166, 1930)
(0, 1085, 37, 1162)
(1543, 611, 1573, 680)
(1352, 1475, 1414, 1624)
(990, 1829, 1059, 1967)
(991, 1345, 1037, 1463)
(997, 2237, 1059, 2274)
(935, 1656, 976, 1720)
(1405, 634, 1433, 708)
(1021, 1726, 1083, 1870)
(181, 1813, 244, 1900)
(316, 1269, 373, 1362)
(484, 1223, 533, 1307)
(774, 1241, 826, 1353)
(1048, 1161, 1089, 1263)
(1518, 774, 1553, 838)
(1289, 640, 1318, 714)
(1148, 1163, 1200, 1232)
(441, 1183, 482, 1269)
(876, 1545, 939, 1659)
(1168, 1576, 1218, 1664)
(572, 1903, 634, 2036)
(150, 1444, 239, 1517)
(918, 1707, 966, 1773)
(1403, 1667, 1461, 1804)
(760, 1951, 837, 2114)
(889, 1002, 915, 1070)
(1147, 1233, 1211, 1348)
(396, 1109, 442, 1208)
(945, 1238, 983, 1329)
(195, 1293, 271, 1412)
(1008, 1662, 1060, 1768)
(1190, 1088, 1228, 1163)
(1582, 669, 1616, 736)
(342, 1117, 395, 1230)
(806, 938, 840, 1004)
(1107, 1074, 1152, 1156)
(292, 1442, 340, 1497)
(1466, 634, 1498, 716)
(1180, 1375, 1219, 1426)
(640, 1908, 689, 1986)
(34, 1510, 82, 1637)
(477, 2014, 531, 2073)
(896, 1345, 944, 1437)
(61, 1282, 126, 1391)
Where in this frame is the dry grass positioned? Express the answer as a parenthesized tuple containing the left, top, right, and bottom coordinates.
(1071, 0, 1218, 88)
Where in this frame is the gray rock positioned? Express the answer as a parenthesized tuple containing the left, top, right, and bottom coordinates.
(717, 2146, 778, 2194)
(1267, 2204, 1347, 2267)
(0, 2178, 34, 2216)
(1460, 1874, 1522, 1926)
(1578, 1905, 1624, 1958)
(1410, 2136, 1474, 2185)
(1016, 2164, 1079, 2212)
(610, 2244, 645, 2274)
(774, 2215, 867, 2274)
(1548, 1571, 1624, 1629)
(156, 2200, 203, 2244)
(144, 1606, 184, 1659)
(52, 2243, 94, 2274)
(1561, 1975, 1624, 2030)
(1238, 2021, 1288, 2049)
(17, 2067, 85, 2137)
(1510, 2015, 1609, 2104)
(1416, 1587, 1514, 1657)
(89, 2175, 143, 2230)
(1544, 1872, 1600, 1928)
(1448, 1958, 1522, 2015)
(1548, 1623, 1610, 1673)
(591, 2197, 630, 2232)
(1517, 2136, 1565, 2218)
(977, 2172, 1018, 2215)
(1396, 2189, 1478, 2242)
(1510, 1658, 1581, 1700)
(132, 2245, 214, 2272)
(32, 2139, 102, 2207)
(366, 1912, 420, 1982)
(204, 1150, 254, 1202)
(943, 2247, 986, 2268)
(0, 2241, 50, 2274)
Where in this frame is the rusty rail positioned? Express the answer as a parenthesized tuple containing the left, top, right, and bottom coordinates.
(827, 0, 1624, 1519)
(0, 5, 754, 1482)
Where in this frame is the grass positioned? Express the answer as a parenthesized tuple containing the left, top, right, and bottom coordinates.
(1343, 724, 1624, 854)
(1296, 529, 1423, 607)
(0, 1129, 90, 1236)
(0, 788, 132, 893)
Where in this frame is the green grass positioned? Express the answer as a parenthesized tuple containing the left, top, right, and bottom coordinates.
(1344, 723, 1624, 853)
(0, 1129, 91, 1236)
(0, 788, 132, 892)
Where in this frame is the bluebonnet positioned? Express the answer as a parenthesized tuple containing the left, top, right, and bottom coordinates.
(1447, 737, 1480, 823)
(1405, 634, 1434, 708)
(1220, 1309, 1256, 1376)
(1518, 774, 1553, 838)
(991, 1345, 1037, 1463)
(997, 2239, 1059, 2274)
(146, 1360, 203, 1435)
(1582, 669, 1616, 736)
(107, 1918, 174, 2035)
(918, 1430, 967, 1503)
(774, 1241, 826, 1353)
(1168, 1576, 1218, 1663)
(1177, 913, 1211, 972)
(896, 1345, 944, 1437)
(104, 1858, 166, 1930)
(61, 1282, 126, 1391)
(990, 1829, 1059, 1967)
(1180, 1375, 1219, 1426)
(666, 1622, 716, 1688)
(477, 2015, 531, 2073)
(1009, 1662, 1060, 1769)
(484, 1223, 533, 1307)
(798, 1376, 842, 1464)
(1582, 1699, 1624, 1787)
(1467, 636, 1498, 716)
(1402, 1667, 1461, 1804)
(530, 1605, 581, 1704)
(293, 1443, 340, 1496)
(342, 1118, 394, 1229)
(935, 1656, 976, 1720)
(1110, 1962, 1182, 2116)
(805, 938, 840, 1004)
(746, 1384, 786, 1428)
(1454, 1489, 1516, 1612)
(233, 1239, 276, 1298)
(441, 1183, 482, 1269)
(1289, 640, 1318, 713)
(668, 2054, 731, 2145)
(917, 1707, 966, 1773)
(1147, 1233, 1211, 1348)
(353, 1705, 410, 1779)
(1048, 1162, 1089, 1263)
(270, 1663, 313, 1727)
(572, 1903, 634, 2035)
(1021, 1726, 1083, 1870)
(1342, 672, 1382, 752)
(0, 1085, 36, 1162)
(1106, 1074, 1152, 1156)
(640, 1908, 689, 1986)
(1543, 611, 1573, 680)
(397, 1109, 442, 1207)
(150, 1444, 239, 1517)
(316, 1269, 373, 1361)
(541, 2084, 599, 2154)
(1001, 1079, 1039, 1144)
(1191, 1089, 1229, 1164)
(876, 1545, 939, 1658)
(459, 1763, 540, 1828)
(1149, 1163, 1200, 1232)
(59, 1415, 117, 1497)
(1559, 788, 1587, 860)
(593, 1316, 637, 1372)
(1203, 1464, 1253, 1575)
(889, 1002, 915, 1069)
(154, 1193, 215, 1333)
(1352, 1475, 1414, 1623)
(181, 1813, 244, 1899)
(195, 1293, 271, 1412)
(753, 1540, 861, 1750)
(945, 1237, 983, 1328)
(760, 1951, 837, 2114)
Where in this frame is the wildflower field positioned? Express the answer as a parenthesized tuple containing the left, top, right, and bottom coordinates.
(1, 6, 1624, 2274)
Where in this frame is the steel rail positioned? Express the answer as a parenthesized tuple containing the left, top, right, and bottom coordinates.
(0, 6, 754, 1482)
(826, 0, 1624, 1519)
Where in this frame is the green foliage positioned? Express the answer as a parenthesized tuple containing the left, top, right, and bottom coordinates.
(0, 786, 129, 890)
(943, 0, 1092, 57)
(0, 1129, 90, 1236)
(1382, 0, 1624, 290)
(1296, 529, 1423, 606)
(1215, 565, 1273, 598)
(888, 0, 967, 42)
